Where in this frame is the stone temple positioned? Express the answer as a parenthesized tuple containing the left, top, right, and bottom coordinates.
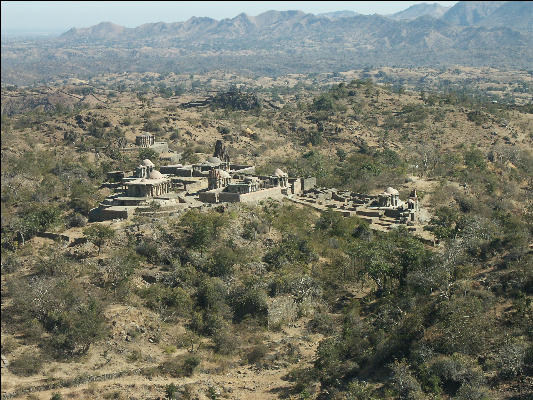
(90, 139, 427, 238)
(89, 140, 315, 221)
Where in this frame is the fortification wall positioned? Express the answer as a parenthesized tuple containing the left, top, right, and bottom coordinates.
(239, 187, 283, 202)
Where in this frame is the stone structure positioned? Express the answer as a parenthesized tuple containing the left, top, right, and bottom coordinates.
(293, 185, 424, 232)
(198, 166, 306, 204)
(125, 170, 172, 197)
(91, 141, 315, 220)
(270, 168, 289, 188)
(90, 159, 183, 222)
(119, 134, 175, 156)
(159, 152, 181, 164)
(225, 176, 261, 194)
(378, 187, 400, 207)
(106, 170, 126, 183)
(213, 139, 230, 164)
(208, 168, 231, 190)
(133, 159, 155, 179)
(136, 134, 155, 147)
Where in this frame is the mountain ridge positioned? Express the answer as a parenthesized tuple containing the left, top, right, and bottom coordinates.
(441, 1, 508, 26)
(57, 2, 533, 39)
(389, 3, 451, 20)
(2, 3, 531, 85)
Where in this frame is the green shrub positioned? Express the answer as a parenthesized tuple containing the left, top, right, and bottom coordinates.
(10, 350, 44, 376)
(311, 94, 335, 111)
(246, 344, 268, 365)
(68, 213, 88, 228)
(159, 354, 200, 377)
(308, 310, 334, 335)
(212, 324, 237, 355)
(430, 354, 485, 397)
(165, 383, 178, 400)
(304, 130, 322, 146)
(48, 297, 107, 356)
(208, 246, 240, 277)
(286, 367, 317, 395)
(180, 210, 228, 251)
(388, 359, 424, 400)
(170, 130, 179, 141)
(1, 335, 18, 354)
(464, 148, 486, 170)
(434, 293, 494, 355)
(496, 339, 528, 380)
(138, 148, 159, 161)
(346, 380, 378, 400)
(263, 234, 317, 270)
(196, 277, 229, 314)
(229, 280, 268, 324)
(83, 224, 115, 254)
(143, 119, 162, 133)
(139, 284, 192, 318)
(9, 277, 107, 357)
(466, 110, 488, 126)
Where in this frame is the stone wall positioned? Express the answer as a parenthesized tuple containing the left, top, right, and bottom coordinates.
(198, 191, 219, 203)
(150, 142, 169, 154)
(181, 179, 208, 193)
(89, 206, 133, 222)
(218, 192, 242, 202)
(356, 209, 383, 218)
(301, 177, 317, 191)
(239, 186, 283, 202)
(159, 153, 181, 164)
(160, 166, 193, 177)
(289, 178, 302, 194)
(230, 165, 256, 174)
(384, 208, 401, 218)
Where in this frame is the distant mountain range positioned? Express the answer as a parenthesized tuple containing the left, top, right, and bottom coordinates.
(441, 1, 508, 25)
(389, 3, 451, 21)
(1, 1, 532, 85)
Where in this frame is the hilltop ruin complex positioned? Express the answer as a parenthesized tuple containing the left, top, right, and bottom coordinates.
(90, 140, 428, 238)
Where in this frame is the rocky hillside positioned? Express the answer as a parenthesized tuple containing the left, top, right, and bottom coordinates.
(1, 72, 532, 400)
(2, 69, 533, 399)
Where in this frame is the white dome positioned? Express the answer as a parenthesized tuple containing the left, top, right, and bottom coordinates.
(142, 159, 154, 167)
(385, 187, 399, 195)
(274, 168, 287, 177)
(219, 170, 231, 179)
(148, 170, 163, 179)
(206, 156, 222, 165)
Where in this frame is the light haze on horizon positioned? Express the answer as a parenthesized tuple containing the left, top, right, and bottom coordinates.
(1, 1, 458, 34)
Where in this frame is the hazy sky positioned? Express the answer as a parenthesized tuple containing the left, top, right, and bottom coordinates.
(1, 1, 458, 33)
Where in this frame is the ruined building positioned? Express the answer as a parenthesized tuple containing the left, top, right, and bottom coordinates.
(213, 139, 230, 164)
(92, 140, 315, 221)
(293, 185, 423, 233)
(135, 133, 155, 147)
(208, 169, 231, 190)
